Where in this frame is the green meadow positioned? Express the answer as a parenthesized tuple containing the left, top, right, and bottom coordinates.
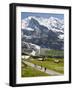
(21, 50, 64, 77)
(21, 63, 49, 77)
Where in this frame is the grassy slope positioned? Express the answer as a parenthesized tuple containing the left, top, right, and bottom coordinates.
(46, 50, 64, 56)
(28, 58, 64, 74)
(21, 65, 49, 77)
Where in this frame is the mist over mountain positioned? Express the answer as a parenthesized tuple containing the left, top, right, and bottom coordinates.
(21, 16, 64, 50)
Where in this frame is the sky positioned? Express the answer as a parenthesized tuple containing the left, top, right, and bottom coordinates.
(21, 12, 64, 20)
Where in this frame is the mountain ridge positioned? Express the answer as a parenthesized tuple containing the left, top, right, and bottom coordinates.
(21, 16, 64, 50)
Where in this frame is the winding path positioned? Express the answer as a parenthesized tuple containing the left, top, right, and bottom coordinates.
(23, 61, 63, 76)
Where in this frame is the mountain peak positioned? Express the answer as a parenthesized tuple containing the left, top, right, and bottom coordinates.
(21, 16, 64, 50)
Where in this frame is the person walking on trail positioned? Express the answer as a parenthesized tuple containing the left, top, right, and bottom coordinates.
(34, 64, 36, 68)
(44, 67, 46, 71)
(41, 65, 42, 69)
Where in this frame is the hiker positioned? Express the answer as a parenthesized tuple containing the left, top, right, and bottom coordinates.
(41, 65, 42, 69)
(44, 67, 46, 71)
(34, 64, 36, 67)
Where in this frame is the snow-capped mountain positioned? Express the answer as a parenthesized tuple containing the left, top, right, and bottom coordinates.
(21, 16, 64, 50)
(22, 16, 64, 32)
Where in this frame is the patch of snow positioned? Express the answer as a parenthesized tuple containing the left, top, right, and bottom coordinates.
(21, 55, 30, 59)
(58, 35, 64, 39)
(26, 27, 34, 31)
(23, 35, 32, 39)
(30, 50, 36, 56)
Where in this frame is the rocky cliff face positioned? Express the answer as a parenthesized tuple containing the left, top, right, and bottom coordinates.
(21, 16, 64, 50)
